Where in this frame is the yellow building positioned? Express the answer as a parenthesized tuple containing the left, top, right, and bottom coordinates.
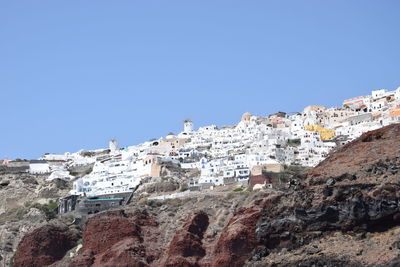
(304, 125, 335, 141)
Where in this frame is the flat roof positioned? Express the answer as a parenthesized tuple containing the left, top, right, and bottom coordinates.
(86, 198, 123, 201)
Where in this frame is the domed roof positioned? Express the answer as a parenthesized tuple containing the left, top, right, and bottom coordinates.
(166, 132, 175, 139)
(241, 112, 252, 121)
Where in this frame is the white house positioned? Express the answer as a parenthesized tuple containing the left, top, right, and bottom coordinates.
(29, 160, 50, 174)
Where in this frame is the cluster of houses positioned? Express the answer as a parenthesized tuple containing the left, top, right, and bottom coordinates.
(3, 87, 400, 205)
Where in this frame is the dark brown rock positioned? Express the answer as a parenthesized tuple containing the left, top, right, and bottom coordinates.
(13, 225, 78, 267)
(71, 209, 161, 267)
(211, 206, 262, 267)
(161, 211, 209, 267)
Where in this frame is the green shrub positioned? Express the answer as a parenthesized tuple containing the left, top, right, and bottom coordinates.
(0, 207, 27, 223)
(69, 172, 79, 177)
(137, 198, 148, 206)
(233, 188, 243, 192)
(180, 183, 189, 192)
(81, 151, 95, 157)
(287, 139, 301, 146)
(32, 202, 57, 221)
(246, 184, 254, 192)
(83, 167, 93, 175)
(146, 199, 163, 208)
(225, 192, 235, 200)
(47, 200, 58, 210)
(165, 198, 182, 206)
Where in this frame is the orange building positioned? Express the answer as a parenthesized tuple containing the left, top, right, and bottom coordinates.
(389, 109, 400, 117)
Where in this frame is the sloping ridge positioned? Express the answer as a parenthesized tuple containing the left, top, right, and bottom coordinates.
(308, 123, 400, 180)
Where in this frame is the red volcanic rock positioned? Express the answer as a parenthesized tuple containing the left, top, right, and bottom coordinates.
(308, 124, 400, 180)
(211, 206, 261, 267)
(210, 194, 282, 267)
(81, 210, 141, 255)
(161, 211, 209, 267)
(93, 239, 148, 267)
(71, 209, 161, 267)
(68, 250, 95, 267)
(13, 225, 78, 267)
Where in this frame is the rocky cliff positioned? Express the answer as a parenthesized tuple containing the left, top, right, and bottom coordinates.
(10, 124, 400, 266)
(0, 172, 71, 266)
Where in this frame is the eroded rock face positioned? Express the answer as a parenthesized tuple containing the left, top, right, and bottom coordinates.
(257, 191, 400, 251)
(211, 195, 282, 267)
(286, 256, 363, 267)
(13, 225, 78, 267)
(82, 210, 141, 255)
(211, 206, 261, 267)
(70, 209, 161, 267)
(161, 211, 209, 266)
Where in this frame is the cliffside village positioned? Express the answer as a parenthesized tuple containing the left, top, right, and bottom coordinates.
(2, 87, 400, 214)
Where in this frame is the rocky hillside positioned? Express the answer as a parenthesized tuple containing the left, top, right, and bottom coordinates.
(0, 172, 71, 266)
(308, 123, 400, 181)
(9, 123, 400, 267)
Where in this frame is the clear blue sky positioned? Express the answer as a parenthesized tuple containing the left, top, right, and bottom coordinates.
(0, 1, 399, 159)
